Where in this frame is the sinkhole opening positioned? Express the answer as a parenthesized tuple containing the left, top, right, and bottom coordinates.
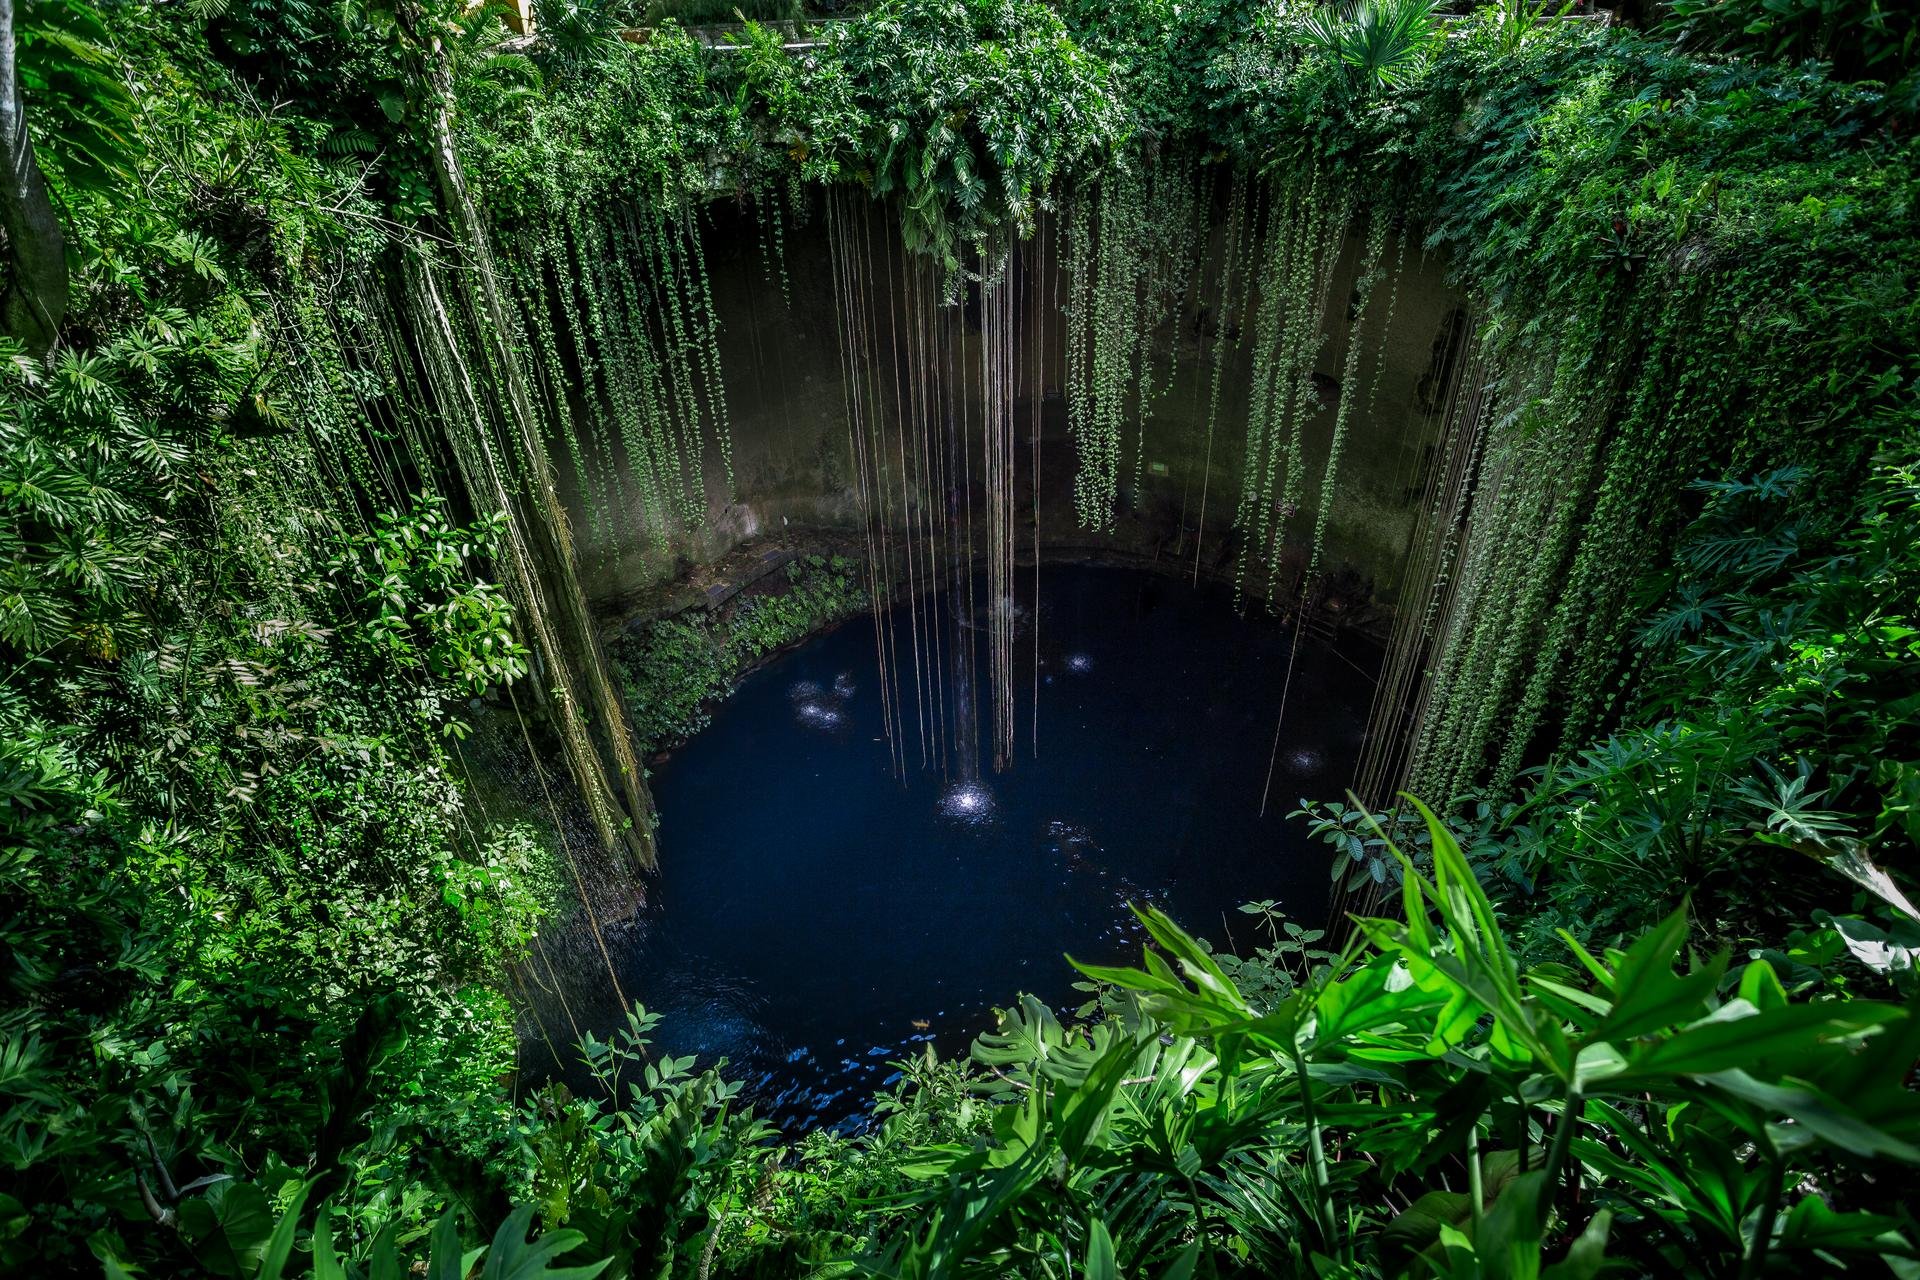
(538, 564, 1378, 1130)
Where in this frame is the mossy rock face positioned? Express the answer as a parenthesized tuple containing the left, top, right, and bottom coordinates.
(612, 552, 867, 754)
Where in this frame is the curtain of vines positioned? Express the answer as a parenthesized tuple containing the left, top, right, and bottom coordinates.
(369, 248, 652, 877)
(1405, 257, 1822, 808)
(498, 204, 733, 572)
(1063, 158, 1207, 531)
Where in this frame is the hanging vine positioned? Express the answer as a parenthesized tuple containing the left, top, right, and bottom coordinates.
(1062, 159, 1211, 531)
(1306, 204, 1389, 579)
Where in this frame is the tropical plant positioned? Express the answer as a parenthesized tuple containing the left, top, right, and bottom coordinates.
(1464, 447, 1920, 954)
(1298, 0, 1441, 93)
(1474, 0, 1578, 57)
(1662, 0, 1920, 106)
(136, 1178, 612, 1280)
(809, 0, 1128, 270)
(11, 0, 138, 186)
(644, 0, 803, 24)
(329, 494, 530, 700)
(708, 802, 1920, 1277)
(531, 0, 644, 67)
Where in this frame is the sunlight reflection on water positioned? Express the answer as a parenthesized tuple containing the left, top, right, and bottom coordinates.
(938, 780, 996, 825)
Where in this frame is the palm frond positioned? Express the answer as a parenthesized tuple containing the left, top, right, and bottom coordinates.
(1300, 0, 1440, 92)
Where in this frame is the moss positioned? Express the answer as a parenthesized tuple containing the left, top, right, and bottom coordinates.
(612, 553, 866, 751)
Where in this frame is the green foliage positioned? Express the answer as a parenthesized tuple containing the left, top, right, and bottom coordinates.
(644, 0, 802, 24)
(1227, 168, 1351, 599)
(1662, 0, 1920, 106)
(811, 0, 1126, 268)
(1291, 794, 1527, 896)
(503, 1006, 772, 1276)
(330, 494, 530, 699)
(128, 1183, 608, 1279)
(47, 828, 1914, 1275)
(1064, 161, 1207, 530)
(464, 0, 1130, 270)
(1328, 14, 1920, 813)
(197, 0, 537, 221)
(0, 20, 567, 1273)
(13, 0, 140, 190)
(612, 554, 864, 752)
(0, 338, 187, 656)
(7, 2, 1919, 1277)
(1466, 445, 1920, 956)
(136, 823, 1899, 1279)
(612, 810, 1914, 1276)
(531, 0, 647, 67)
(1299, 0, 1440, 95)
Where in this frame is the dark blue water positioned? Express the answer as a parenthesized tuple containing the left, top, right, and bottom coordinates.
(605, 565, 1373, 1129)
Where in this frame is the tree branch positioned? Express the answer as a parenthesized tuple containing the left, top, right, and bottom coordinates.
(0, 0, 67, 353)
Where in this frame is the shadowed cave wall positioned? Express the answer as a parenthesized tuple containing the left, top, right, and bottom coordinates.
(548, 184, 1467, 614)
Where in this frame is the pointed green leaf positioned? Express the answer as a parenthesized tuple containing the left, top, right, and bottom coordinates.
(1083, 1217, 1117, 1280)
(255, 1182, 312, 1280)
(1699, 1070, 1920, 1163)
(478, 1205, 609, 1280)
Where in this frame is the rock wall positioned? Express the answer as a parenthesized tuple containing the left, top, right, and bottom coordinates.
(556, 182, 1465, 611)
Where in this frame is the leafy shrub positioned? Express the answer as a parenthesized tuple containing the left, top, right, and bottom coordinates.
(732, 808, 1919, 1276)
(329, 494, 530, 700)
(179, 805, 1914, 1277)
(1662, 0, 1920, 108)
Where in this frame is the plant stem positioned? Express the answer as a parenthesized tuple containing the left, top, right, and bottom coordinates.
(1186, 1174, 1215, 1279)
(1539, 1083, 1582, 1227)
(1466, 1122, 1486, 1238)
(1515, 1089, 1529, 1172)
(1290, 1043, 1340, 1257)
(1739, 1155, 1785, 1280)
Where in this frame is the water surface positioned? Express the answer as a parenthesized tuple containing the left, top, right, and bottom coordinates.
(585, 565, 1374, 1129)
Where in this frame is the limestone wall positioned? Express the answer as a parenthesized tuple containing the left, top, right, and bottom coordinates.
(555, 183, 1465, 611)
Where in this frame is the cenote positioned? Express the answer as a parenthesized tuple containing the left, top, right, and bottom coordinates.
(31, 0, 1920, 1269)
(564, 565, 1377, 1129)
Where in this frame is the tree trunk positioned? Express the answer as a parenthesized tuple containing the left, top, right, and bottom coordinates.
(0, 0, 68, 354)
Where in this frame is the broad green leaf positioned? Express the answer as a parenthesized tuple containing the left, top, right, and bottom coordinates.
(1056, 1036, 1140, 1161)
(1473, 1170, 1550, 1279)
(369, 1222, 404, 1280)
(1529, 975, 1611, 1022)
(1777, 1195, 1918, 1256)
(312, 1208, 346, 1280)
(1156, 1243, 1199, 1280)
(426, 1210, 466, 1280)
(1737, 959, 1788, 1012)
(1083, 1217, 1118, 1280)
(1590, 906, 1727, 1044)
(1379, 1189, 1474, 1268)
(1540, 1210, 1612, 1279)
(1603, 1001, 1904, 1084)
(478, 1206, 609, 1280)
(255, 1182, 312, 1280)
(1699, 1070, 1920, 1163)
(177, 1181, 274, 1279)
(1311, 954, 1446, 1044)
